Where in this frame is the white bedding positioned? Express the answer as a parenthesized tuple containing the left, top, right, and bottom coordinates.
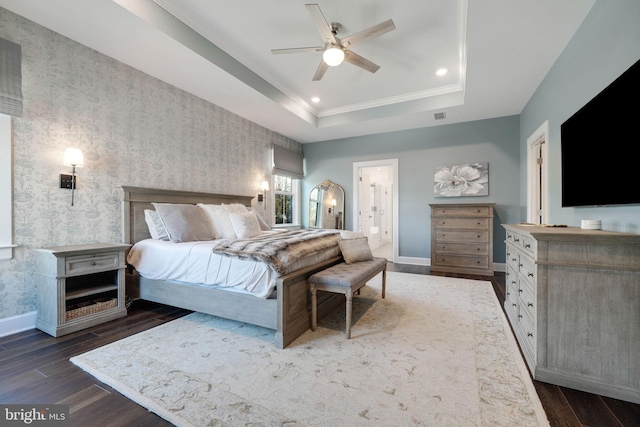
(127, 232, 341, 299)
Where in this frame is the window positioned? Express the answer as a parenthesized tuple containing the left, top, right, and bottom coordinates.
(273, 175, 300, 226)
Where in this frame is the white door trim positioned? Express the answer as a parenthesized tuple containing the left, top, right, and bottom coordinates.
(527, 120, 549, 224)
(353, 159, 399, 262)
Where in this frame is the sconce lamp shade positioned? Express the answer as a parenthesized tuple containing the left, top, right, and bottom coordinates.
(261, 180, 270, 192)
(63, 148, 84, 167)
(323, 47, 344, 67)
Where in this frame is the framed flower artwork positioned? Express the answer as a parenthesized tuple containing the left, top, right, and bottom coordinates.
(434, 162, 489, 197)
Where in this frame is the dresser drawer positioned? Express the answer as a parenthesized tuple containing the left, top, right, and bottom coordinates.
(66, 252, 119, 275)
(433, 217, 489, 230)
(518, 278, 536, 320)
(434, 242, 488, 256)
(506, 245, 518, 269)
(431, 205, 492, 217)
(433, 230, 488, 243)
(518, 253, 536, 286)
(432, 254, 489, 269)
(518, 307, 536, 356)
(519, 234, 536, 256)
(505, 266, 518, 305)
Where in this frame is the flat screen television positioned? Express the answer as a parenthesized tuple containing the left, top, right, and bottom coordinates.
(561, 58, 640, 207)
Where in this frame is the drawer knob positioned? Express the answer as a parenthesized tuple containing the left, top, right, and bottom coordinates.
(527, 302, 533, 307)
(477, 235, 480, 238)
(512, 303, 516, 307)
(527, 332, 533, 337)
(525, 243, 531, 249)
(518, 314, 523, 319)
(515, 238, 520, 243)
(91, 261, 97, 266)
(519, 263, 523, 268)
(528, 273, 533, 277)
(518, 289, 523, 293)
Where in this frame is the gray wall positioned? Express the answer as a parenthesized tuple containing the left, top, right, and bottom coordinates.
(303, 116, 521, 263)
(520, 0, 640, 233)
(0, 8, 299, 322)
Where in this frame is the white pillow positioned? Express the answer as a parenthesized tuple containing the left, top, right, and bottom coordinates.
(198, 203, 237, 239)
(144, 209, 169, 240)
(229, 210, 262, 239)
(152, 203, 214, 243)
(250, 208, 271, 231)
(223, 203, 248, 214)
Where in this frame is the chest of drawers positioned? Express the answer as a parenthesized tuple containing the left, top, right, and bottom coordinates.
(430, 203, 494, 276)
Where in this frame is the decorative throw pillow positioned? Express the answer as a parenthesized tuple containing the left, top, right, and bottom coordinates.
(340, 230, 364, 239)
(198, 203, 237, 239)
(338, 237, 374, 264)
(152, 203, 214, 243)
(144, 209, 169, 241)
(223, 203, 248, 214)
(229, 210, 262, 239)
(250, 208, 271, 231)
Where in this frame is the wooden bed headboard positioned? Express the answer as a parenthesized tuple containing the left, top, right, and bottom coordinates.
(122, 186, 254, 244)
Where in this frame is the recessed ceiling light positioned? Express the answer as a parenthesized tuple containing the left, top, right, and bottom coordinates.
(436, 68, 448, 76)
(311, 97, 320, 103)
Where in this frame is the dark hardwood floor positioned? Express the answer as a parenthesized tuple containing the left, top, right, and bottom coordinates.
(0, 264, 638, 426)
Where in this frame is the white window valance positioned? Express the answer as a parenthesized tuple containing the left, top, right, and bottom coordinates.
(272, 145, 303, 180)
(0, 37, 23, 117)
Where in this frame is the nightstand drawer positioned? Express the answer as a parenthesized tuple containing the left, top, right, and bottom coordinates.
(66, 252, 119, 275)
(433, 217, 489, 230)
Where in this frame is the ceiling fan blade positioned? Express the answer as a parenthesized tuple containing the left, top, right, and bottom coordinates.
(344, 50, 380, 73)
(306, 4, 337, 45)
(341, 19, 396, 48)
(271, 46, 324, 55)
(312, 59, 329, 81)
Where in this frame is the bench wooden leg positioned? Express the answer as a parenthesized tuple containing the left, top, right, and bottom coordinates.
(382, 268, 386, 299)
(310, 286, 318, 332)
(345, 291, 353, 339)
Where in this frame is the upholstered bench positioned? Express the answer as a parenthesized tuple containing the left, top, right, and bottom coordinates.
(309, 257, 387, 339)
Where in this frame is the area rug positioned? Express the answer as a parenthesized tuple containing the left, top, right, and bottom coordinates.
(70, 272, 549, 426)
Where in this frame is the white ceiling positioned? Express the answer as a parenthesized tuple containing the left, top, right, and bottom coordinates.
(0, 0, 595, 143)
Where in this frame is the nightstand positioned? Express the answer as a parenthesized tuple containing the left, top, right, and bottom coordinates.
(34, 243, 131, 337)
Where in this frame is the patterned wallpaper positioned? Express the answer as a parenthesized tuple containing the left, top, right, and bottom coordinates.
(0, 8, 301, 321)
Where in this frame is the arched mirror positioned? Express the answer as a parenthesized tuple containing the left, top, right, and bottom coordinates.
(309, 180, 345, 229)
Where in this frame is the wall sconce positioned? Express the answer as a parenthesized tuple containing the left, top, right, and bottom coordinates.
(258, 180, 269, 202)
(328, 198, 337, 214)
(60, 148, 84, 206)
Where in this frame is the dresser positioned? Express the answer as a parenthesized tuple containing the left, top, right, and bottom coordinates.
(503, 224, 640, 404)
(35, 243, 130, 337)
(430, 203, 494, 276)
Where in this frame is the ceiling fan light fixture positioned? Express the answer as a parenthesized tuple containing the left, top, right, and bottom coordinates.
(323, 47, 345, 66)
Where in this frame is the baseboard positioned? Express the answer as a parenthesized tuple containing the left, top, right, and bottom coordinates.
(396, 256, 430, 266)
(393, 257, 506, 274)
(0, 311, 37, 338)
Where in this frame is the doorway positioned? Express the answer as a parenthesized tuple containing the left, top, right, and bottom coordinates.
(353, 159, 398, 262)
(527, 121, 549, 224)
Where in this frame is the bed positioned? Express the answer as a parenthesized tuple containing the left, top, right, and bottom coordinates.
(122, 186, 345, 348)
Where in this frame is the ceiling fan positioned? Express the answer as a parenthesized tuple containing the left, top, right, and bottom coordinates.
(271, 4, 396, 81)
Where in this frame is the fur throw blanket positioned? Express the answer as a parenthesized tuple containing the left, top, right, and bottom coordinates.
(210, 229, 340, 274)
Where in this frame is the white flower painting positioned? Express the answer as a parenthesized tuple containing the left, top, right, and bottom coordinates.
(434, 163, 489, 197)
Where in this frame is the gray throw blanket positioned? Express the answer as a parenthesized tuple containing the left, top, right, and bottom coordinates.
(210, 229, 340, 274)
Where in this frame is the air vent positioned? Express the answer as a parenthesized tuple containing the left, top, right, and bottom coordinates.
(434, 112, 446, 120)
